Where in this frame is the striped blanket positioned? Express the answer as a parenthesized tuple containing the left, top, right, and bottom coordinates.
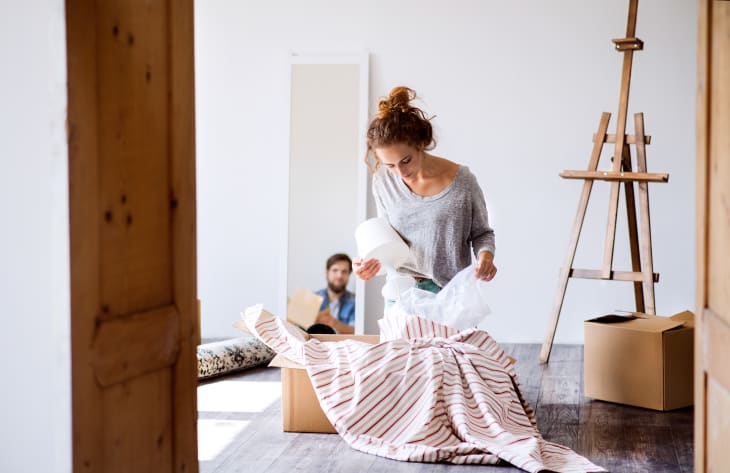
(244, 307, 605, 472)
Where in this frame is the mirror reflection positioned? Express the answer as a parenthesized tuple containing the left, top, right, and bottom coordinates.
(286, 58, 366, 334)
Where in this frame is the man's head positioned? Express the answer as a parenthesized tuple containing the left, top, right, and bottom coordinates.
(325, 253, 353, 294)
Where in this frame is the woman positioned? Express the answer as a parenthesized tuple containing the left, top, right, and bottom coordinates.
(354, 86, 497, 292)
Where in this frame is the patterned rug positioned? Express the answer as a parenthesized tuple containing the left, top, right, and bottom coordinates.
(197, 336, 275, 380)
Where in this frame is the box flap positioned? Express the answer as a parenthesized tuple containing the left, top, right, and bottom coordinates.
(269, 354, 305, 370)
(236, 312, 312, 340)
(586, 314, 685, 333)
(669, 310, 695, 328)
(626, 317, 685, 333)
(232, 319, 252, 335)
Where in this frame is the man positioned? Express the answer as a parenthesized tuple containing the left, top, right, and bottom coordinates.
(315, 253, 355, 334)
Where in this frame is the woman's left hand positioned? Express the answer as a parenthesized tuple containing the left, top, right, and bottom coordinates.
(475, 251, 497, 281)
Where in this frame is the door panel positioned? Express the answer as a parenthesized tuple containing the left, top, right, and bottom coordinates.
(67, 0, 198, 472)
(696, 1, 730, 472)
(91, 305, 179, 386)
(707, 3, 730, 317)
(97, 0, 172, 315)
(707, 379, 730, 468)
(103, 372, 173, 473)
(705, 311, 730, 469)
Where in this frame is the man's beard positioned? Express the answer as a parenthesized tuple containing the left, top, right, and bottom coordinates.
(328, 281, 346, 294)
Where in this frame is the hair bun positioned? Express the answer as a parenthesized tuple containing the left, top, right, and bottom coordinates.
(377, 86, 416, 118)
(366, 86, 435, 173)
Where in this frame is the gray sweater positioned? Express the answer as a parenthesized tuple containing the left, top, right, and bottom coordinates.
(373, 164, 496, 287)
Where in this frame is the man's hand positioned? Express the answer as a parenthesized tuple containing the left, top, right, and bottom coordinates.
(475, 251, 497, 281)
(316, 309, 337, 326)
(315, 308, 354, 334)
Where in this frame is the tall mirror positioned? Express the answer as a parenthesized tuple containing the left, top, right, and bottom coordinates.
(285, 53, 369, 333)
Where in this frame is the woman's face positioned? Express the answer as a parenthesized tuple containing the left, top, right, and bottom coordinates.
(374, 143, 423, 182)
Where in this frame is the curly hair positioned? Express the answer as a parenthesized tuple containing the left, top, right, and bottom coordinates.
(365, 86, 436, 172)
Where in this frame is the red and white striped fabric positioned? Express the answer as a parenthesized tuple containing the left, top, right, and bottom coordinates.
(244, 307, 605, 473)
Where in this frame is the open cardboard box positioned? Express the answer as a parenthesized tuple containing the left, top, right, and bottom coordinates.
(233, 319, 379, 433)
(272, 332, 380, 433)
(584, 310, 694, 411)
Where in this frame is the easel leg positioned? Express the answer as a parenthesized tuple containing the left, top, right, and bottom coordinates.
(540, 181, 591, 364)
(621, 143, 645, 312)
(634, 113, 656, 313)
(602, 179, 621, 278)
(541, 275, 568, 363)
(637, 181, 655, 313)
(541, 113, 611, 363)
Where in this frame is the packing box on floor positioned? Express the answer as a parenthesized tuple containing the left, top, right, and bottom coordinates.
(234, 318, 382, 433)
(584, 310, 694, 411)
(270, 333, 380, 433)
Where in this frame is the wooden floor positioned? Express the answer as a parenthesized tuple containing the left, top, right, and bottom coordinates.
(197, 344, 693, 473)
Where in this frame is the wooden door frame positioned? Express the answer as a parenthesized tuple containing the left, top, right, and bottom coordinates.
(66, 0, 198, 471)
(695, 1, 730, 471)
(694, 1, 709, 468)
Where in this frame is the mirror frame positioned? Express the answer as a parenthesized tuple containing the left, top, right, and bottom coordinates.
(281, 52, 370, 333)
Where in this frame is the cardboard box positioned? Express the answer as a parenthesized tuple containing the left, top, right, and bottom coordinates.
(584, 310, 694, 411)
(234, 318, 380, 433)
(270, 333, 380, 433)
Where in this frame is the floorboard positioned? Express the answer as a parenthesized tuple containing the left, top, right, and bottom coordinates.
(198, 344, 693, 473)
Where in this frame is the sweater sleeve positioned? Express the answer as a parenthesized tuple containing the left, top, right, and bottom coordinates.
(469, 175, 496, 258)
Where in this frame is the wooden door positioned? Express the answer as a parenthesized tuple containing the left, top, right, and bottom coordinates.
(696, 1, 730, 471)
(66, 1, 198, 472)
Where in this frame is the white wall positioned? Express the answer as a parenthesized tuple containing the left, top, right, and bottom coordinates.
(195, 0, 696, 343)
(0, 2, 71, 472)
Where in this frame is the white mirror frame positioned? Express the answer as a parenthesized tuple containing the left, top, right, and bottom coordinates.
(280, 52, 370, 333)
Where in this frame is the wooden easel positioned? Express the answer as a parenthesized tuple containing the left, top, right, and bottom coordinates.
(539, 0, 668, 363)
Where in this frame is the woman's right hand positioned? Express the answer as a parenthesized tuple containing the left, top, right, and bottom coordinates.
(353, 257, 381, 281)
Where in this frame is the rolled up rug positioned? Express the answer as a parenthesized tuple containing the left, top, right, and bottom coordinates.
(197, 336, 275, 380)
